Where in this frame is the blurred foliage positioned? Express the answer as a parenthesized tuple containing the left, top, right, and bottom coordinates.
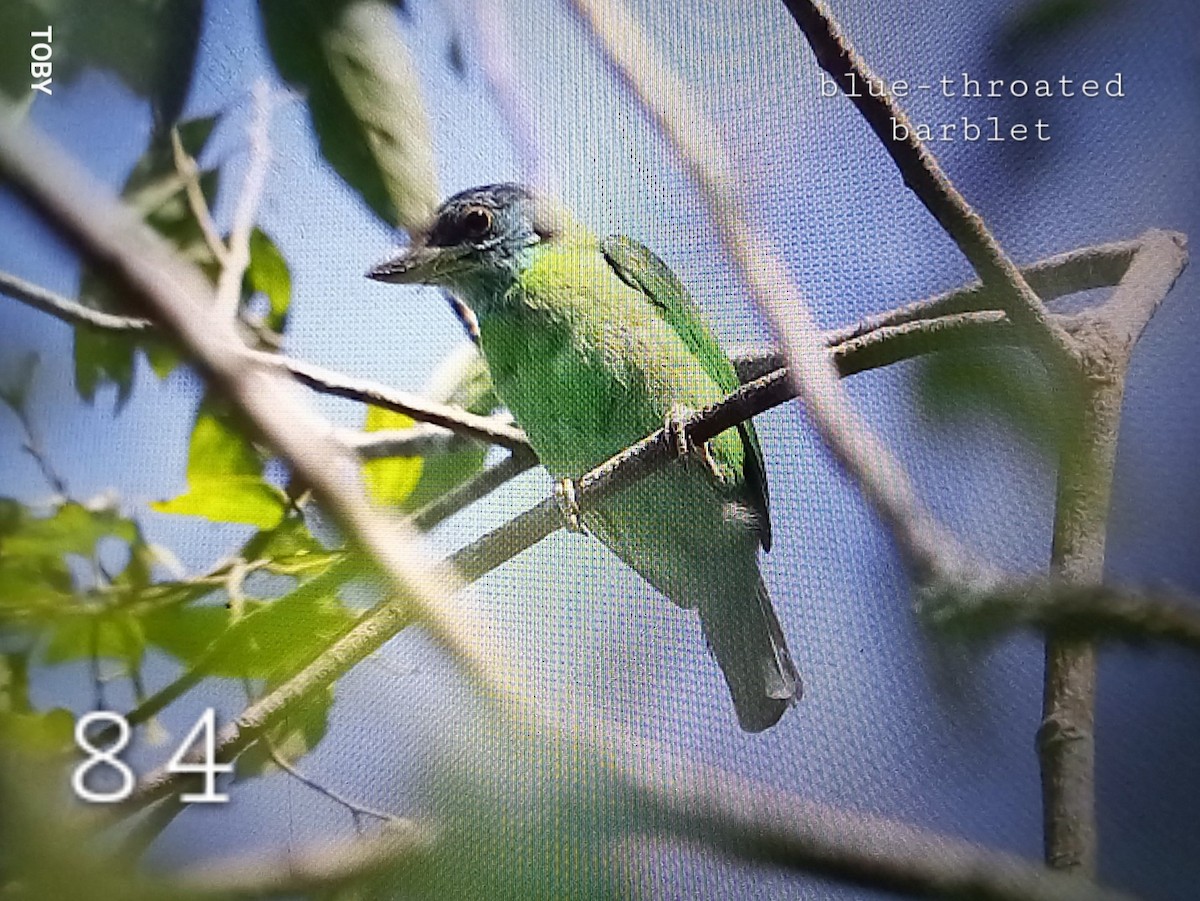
(0, 0, 202, 126)
(995, 0, 1121, 63)
(359, 345, 500, 511)
(75, 116, 219, 406)
(919, 346, 1065, 453)
(260, 0, 439, 230)
(245, 227, 293, 334)
(364, 720, 628, 901)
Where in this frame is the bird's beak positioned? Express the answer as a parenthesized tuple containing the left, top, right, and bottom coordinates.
(366, 242, 468, 285)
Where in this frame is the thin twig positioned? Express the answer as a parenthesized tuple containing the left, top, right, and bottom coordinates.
(779, 0, 1079, 374)
(340, 424, 482, 459)
(1, 369, 68, 496)
(264, 738, 398, 824)
(0, 268, 153, 332)
(170, 127, 228, 266)
(824, 237, 1143, 347)
(0, 268, 530, 450)
(246, 349, 532, 451)
(214, 81, 274, 320)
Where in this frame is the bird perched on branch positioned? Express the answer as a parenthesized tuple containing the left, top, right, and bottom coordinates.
(368, 183, 798, 731)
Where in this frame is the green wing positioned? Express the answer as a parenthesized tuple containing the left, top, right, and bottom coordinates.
(601, 234, 771, 551)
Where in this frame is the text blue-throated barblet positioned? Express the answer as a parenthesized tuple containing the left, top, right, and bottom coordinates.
(368, 184, 799, 731)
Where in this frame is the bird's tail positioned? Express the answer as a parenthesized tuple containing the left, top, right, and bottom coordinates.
(699, 578, 800, 732)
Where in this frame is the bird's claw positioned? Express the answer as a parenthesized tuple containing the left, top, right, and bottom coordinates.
(554, 477, 584, 533)
(665, 406, 691, 461)
(665, 406, 720, 477)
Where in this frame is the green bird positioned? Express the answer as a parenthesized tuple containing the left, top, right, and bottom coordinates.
(368, 184, 799, 731)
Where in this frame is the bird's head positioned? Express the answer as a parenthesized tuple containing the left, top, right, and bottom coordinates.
(366, 183, 570, 294)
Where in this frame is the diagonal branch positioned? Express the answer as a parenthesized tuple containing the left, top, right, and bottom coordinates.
(825, 237, 1143, 347)
(779, 0, 1079, 373)
(246, 349, 531, 451)
(214, 81, 274, 320)
(170, 126, 228, 267)
(175, 819, 434, 898)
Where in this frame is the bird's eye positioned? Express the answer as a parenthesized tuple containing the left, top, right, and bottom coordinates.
(461, 206, 494, 239)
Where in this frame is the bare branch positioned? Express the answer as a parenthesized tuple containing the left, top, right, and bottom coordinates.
(175, 819, 433, 898)
(618, 743, 1134, 901)
(170, 126, 228, 266)
(214, 81, 274, 320)
(0, 268, 530, 450)
(0, 268, 153, 332)
(1090, 229, 1188, 348)
(246, 349, 531, 451)
(340, 423, 482, 459)
(825, 236, 1146, 347)
(923, 580, 1200, 651)
(264, 738, 398, 824)
(779, 0, 1079, 373)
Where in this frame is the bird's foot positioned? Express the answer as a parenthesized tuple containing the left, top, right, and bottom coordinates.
(553, 477, 585, 533)
(664, 405, 720, 478)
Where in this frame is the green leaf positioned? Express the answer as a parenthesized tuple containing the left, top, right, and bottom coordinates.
(145, 563, 358, 679)
(236, 684, 334, 779)
(245, 228, 292, 333)
(250, 516, 343, 576)
(75, 117, 221, 405)
(401, 348, 499, 514)
(152, 399, 288, 528)
(152, 478, 289, 527)
(0, 707, 74, 754)
(0, 0, 203, 124)
(260, 0, 439, 228)
(362, 408, 424, 506)
(42, 610, 145, 667)
(1, 501, 138, 563)
(0, 500, 148, 624)
(141, 603, 230, 665)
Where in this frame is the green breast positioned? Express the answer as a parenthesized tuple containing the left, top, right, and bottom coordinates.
(472, 240, 745, 485)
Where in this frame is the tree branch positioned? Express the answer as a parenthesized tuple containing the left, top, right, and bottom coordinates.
(824, 237, 1143, 348)
(339, 424, 482, 460)
(0, 268, 153, 332)
(175, 819, 434, 898)
(214, 81, 273, 320)
(923, 581, 1200, 652)
(1036, 230, 1186, 874)
(779, 0, 1079, 374)
(170, 126, 228, 267)
(245, 349, 531, 451)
